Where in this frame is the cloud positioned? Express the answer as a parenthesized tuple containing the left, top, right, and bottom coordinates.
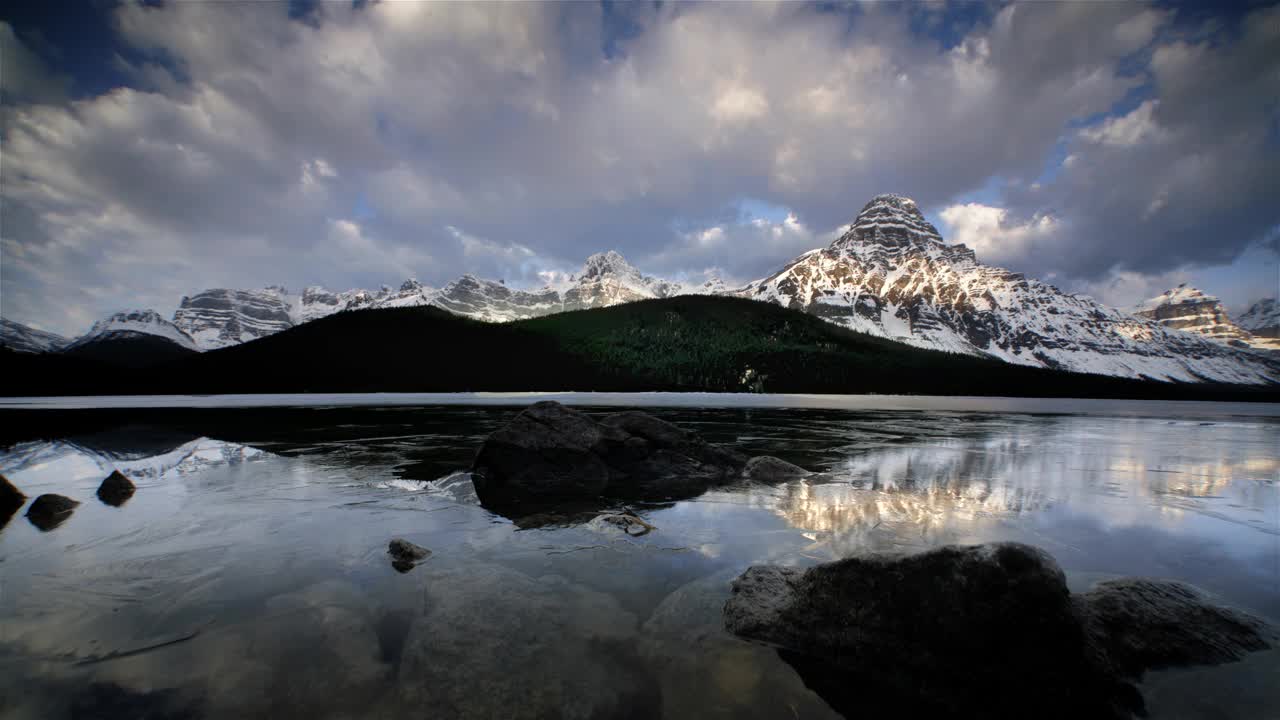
(0, 23, 71, 104)
(1078, 100, 1168, 147)
(1, 1, 1276, 335)
(939, 202, 1059, 268)
(996, 4, 1280, 281)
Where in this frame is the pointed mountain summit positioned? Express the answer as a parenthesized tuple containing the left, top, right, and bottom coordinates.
(833, 194, 947, 250)
(564, 250, 680, 311)
(578, 250, 644, 282)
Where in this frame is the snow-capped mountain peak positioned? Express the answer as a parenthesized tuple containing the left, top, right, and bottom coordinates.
(833, 193, 947, 251)
(740, 193, 1276, 383)
(562, 250, 680, 311)
(1136, 285, 1274, 351)
(1131, 284, 1262, 349)
(1134, 283, 1213, 314)
(579, 250, 644, 282)
(70, 309, 198, 351)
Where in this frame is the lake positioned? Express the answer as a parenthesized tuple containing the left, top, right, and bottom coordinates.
(1, 394, 1277, 719)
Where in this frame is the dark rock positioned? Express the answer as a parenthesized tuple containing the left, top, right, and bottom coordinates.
(26, 493, 80, 532)
(1075, 578, 1279, 679)
(388, 538, 431, 573)
(723, 542, 1279, 719)
(470, 401, 747, 508)
(0, 472, 25, 512)
(1, 473, 25, 529)
(97, 470, 137, 507)
(741, 456, 810, 482)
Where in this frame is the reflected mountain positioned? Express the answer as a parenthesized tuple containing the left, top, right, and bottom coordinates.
(736, 417, 1278, 556)
(0, 437, 271, 483)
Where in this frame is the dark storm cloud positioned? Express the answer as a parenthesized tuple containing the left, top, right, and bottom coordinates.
(985, 4, 1280, 280)
(0, 1, 1275, 334)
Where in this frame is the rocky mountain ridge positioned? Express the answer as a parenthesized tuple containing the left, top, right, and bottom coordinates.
(1132, 285, 1278, 352)
(1238, 298, 1280, 340)
(0, 318, 69, 354)
(65, 310, 197, 352)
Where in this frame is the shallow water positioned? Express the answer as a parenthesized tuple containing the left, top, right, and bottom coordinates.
(1, 402, 1277, 719)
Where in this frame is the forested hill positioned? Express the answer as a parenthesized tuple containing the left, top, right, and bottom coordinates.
(2, 295, 1276, 401)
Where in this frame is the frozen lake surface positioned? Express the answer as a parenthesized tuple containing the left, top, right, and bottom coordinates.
(1, 399, 1277, 718)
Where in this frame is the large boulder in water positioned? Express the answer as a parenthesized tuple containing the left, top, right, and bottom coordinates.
(26, 493, 80, 532)
(724, 542, 1276, 719)
(741, 455, 810, 482)
(470, 401, 751, 508)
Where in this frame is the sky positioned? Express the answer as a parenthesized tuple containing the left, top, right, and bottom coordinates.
(1, 0, 1278, 337)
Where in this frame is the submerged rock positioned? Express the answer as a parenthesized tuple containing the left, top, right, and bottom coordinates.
(592, 512, 657, 536)
(26, 493, 80, 532)
(387, 538, 432, 573)
(97, 470, 137, 507)
(741, 455, 810, 482)
(470, 401, 805, 510)
(641, 570, 843, 720)
(724, 542, 1276, 719)
(398, 563, 660, 719)
(68, 682, 198, 720)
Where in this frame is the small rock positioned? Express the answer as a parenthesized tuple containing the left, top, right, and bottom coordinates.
(388, 538, 431, 573)
(26, 493, 80, 532)
(595, 513, 656, 536)
(741, 456, 810, 482)
(97, 470, 137, 507)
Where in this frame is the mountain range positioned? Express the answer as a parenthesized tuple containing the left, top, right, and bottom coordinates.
(2, 194, 1276, 385)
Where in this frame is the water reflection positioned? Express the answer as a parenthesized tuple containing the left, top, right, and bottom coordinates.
(0, 406, 1276, 719)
